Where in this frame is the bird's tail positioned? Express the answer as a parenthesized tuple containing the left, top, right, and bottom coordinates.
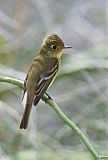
(20, 95, 33, 129)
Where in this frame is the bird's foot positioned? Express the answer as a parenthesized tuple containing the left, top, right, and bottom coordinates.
(45, 92, 53, 103)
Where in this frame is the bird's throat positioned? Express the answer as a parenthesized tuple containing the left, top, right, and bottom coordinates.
(53, 50, 64, 59)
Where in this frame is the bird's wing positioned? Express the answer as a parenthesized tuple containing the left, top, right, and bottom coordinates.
(34, 58, 59, 106)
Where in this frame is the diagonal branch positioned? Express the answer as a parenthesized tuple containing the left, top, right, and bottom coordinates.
(0, 76, 107, 160)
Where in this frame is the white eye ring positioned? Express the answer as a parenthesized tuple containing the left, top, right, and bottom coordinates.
(51, 45, 57, 50)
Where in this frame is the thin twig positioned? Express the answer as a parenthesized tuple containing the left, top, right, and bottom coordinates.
(0, 76, 107, 160)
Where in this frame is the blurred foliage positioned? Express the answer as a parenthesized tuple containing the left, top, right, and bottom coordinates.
(0, 36, 7, 47)
(0, 0, 108, 159)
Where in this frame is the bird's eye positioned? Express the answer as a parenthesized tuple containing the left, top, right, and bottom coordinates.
(51, 45, 57, 50)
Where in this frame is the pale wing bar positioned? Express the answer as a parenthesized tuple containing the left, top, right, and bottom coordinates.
(36, 62, 59, 96)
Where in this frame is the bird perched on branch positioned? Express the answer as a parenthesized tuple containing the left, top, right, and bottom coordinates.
(20, 34, 72, 129)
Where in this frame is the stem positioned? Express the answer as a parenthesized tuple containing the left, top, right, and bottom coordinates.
(42, 95, 100, 160)
(0, 76, 23, 89)
(0, 76, 106, 160)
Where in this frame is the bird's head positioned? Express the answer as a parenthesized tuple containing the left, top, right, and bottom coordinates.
(41, 34, 72, 58)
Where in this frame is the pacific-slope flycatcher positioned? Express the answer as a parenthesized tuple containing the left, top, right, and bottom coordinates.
(20, 34, 72, 129)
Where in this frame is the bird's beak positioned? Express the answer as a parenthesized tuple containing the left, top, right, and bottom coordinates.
(64, 46, 72, 50)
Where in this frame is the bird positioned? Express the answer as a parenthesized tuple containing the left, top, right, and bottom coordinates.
(20, 34, 72, 129)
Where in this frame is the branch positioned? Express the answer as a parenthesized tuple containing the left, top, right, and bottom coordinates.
(0, 76, 107, 160)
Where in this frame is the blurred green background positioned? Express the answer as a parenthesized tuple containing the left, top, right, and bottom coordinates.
(0, 0, 107, 160)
